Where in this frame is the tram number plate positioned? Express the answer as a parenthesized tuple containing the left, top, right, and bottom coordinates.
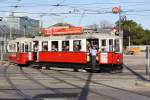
(101, 53, 108, 63)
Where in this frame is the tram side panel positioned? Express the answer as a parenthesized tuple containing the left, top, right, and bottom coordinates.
(98, 52, 123, 65)
(38, 51, 87, 64)
(15, 52, 34, 65)
(8, 53, 17, 63)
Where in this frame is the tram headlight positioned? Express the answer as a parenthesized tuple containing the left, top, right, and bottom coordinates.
(116, 58, 120, 63)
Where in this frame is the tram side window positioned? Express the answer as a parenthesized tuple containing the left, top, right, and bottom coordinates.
(114, 39, 120, 52)
(28, 42, 32, 52)
(25, 44, 28, 52)
(51, 41, 58, 51)
(8, 44, 16, 52)
(101, 39, 107, 52)
(33, 41, 39, 52)
(17, 42, 19, 52)
(21, 43, 24, 52)
(62, 41, 69, 51)
(42, 41, 48, 51)
(109, 39, 113, 51)
(73, 40, 81, 51)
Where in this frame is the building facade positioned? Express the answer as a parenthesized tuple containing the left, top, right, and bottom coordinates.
(0, 16, 39, 39)
(0, 16, 39, 60)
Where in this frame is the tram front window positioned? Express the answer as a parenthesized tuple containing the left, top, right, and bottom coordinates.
(109, 39, 113, 51)
(114, 39, 120, 52)
(101, 39, 107, 52)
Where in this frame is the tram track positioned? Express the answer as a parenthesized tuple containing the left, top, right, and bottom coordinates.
(19, 66, 74, 100)
(36, 69, 120, 100)
(2, 62, 150, 100)
(50, 68, 150, 98)
(3, 64, 33, 100)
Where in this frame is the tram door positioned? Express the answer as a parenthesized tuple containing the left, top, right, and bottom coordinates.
(33, 41, 39, 61)
(87, 39, 99, 50)
(86, 39, 99, 70)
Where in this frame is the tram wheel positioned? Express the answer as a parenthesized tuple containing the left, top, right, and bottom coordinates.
(46, 66, 51, 70)
(73, 68, 79, 72)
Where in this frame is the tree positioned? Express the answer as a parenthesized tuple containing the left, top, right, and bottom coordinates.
(116, 20, 150, 46)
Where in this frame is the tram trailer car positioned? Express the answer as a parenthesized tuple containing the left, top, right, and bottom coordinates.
(7, 33, 123, 72)
(7, 38, 34, 65)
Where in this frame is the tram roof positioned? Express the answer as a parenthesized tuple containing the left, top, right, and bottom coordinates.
(8, 37, 33, 43)
(33, 33, 121, 41)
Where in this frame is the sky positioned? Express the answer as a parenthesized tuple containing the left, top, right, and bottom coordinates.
(0, 0, 150, 29)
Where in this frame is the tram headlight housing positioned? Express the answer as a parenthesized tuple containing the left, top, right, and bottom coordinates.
(116, 58, 120, 63)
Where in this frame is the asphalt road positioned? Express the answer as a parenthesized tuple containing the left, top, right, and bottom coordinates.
(0, 53, 150, 100)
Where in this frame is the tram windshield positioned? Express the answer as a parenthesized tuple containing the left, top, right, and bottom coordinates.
(101, 39, 107, 52)
(114, 39, 120, 52)
(109, 39, 113, 51)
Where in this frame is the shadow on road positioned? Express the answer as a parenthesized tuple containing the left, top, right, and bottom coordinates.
(124, 64, 150, 82)
(78, 73, 92, 100)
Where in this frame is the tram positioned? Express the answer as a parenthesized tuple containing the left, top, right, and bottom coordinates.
(7, 32, 123, 72)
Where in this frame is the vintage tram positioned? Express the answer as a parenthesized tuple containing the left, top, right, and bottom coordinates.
(7, 32, 123, 72)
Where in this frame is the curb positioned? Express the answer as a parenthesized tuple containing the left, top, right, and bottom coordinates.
(135, 80, 150, 87)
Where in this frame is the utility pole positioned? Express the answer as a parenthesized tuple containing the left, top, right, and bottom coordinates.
(128, 27, 131, 49)
(40, 15, 44, 29)
(24, 25, 26, 37)
(9, 24, 12, 40)
(146, 46, 150, 80)
(112, 6, 123, 53)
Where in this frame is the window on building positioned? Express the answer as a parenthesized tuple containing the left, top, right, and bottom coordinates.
(73, 40, 81, 51)
(62, 41, 69, 51)
(51, 41, 58, 51)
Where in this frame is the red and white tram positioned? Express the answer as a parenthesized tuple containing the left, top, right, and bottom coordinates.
(7, 33, 123, 72)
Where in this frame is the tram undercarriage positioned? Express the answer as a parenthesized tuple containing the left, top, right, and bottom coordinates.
(22, 61, 123, 73)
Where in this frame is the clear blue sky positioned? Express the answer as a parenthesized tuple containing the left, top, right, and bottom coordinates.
(0, 0, 150, 29)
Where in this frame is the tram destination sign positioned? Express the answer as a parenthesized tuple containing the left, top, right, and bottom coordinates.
(40, 26, 83, 36)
